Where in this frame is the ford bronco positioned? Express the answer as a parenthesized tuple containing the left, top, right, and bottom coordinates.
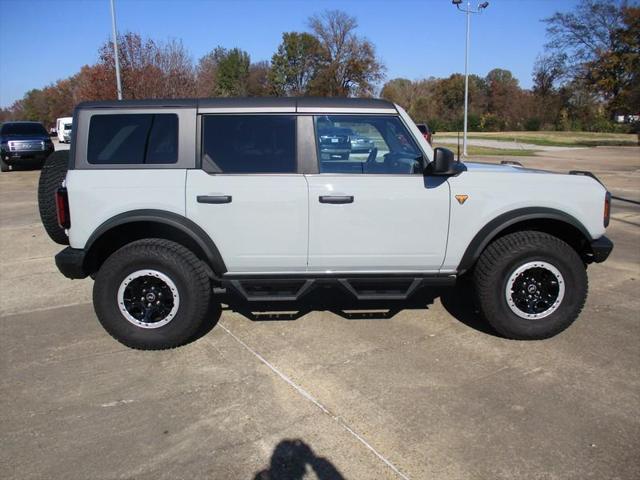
(37, 98, 613, 349)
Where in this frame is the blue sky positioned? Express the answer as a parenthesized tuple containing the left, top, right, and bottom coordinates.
(0, 0, 579, 107)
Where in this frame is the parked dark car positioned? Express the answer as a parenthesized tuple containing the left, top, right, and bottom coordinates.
(0, 122, 54, 172)
(317, 126, 352, 160)
(416, 123, 434, 145)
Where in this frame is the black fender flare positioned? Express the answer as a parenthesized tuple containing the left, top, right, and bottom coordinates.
(457, 207, 593, 274)
(85, 209, 227, 275)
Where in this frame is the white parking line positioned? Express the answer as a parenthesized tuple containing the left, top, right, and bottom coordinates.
(219, 323, 411, 480)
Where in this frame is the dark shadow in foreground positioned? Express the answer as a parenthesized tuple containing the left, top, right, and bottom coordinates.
(221, 279, 500, 338)
(254, 439, 345, 480)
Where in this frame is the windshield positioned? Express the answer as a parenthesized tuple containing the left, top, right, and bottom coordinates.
(63, 124, 72, 130)
(1, 123, 47, 136)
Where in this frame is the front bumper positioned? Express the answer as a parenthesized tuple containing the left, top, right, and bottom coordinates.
(2, 148, 53, 163)
(55, 247, 89, 279)
(589, 236, 613, 263)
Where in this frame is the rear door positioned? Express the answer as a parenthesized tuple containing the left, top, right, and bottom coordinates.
(305, 115, 450, 273)
(186, 114, 308, 273)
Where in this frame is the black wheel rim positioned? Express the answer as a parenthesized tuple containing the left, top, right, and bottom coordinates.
(117, 270, 179, 328)
(505, 261, 565, 319)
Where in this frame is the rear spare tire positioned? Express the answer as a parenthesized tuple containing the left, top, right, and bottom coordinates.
(38, 150, 69, 245)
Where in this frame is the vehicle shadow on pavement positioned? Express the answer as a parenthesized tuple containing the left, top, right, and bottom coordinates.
(253, 438, 345, 480)
(220, 280, 500, 338)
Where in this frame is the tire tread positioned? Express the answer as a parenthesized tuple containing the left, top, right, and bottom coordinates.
(38, 150, 70, 245)
(94, 239, 212, 350)
(473, 230, 588, 339)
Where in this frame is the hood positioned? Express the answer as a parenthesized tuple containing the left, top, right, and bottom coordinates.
(1, 133, 49, 140)
(463, 161, 552, 175)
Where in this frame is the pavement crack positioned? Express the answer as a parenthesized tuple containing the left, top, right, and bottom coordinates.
(219, 322, 411, 480)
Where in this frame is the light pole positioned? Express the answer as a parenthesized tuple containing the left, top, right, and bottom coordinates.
(110, 0, 123, 100)
(452, 0, 489, 156)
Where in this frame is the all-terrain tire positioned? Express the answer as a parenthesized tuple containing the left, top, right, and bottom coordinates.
(0, 157, 9, 172)
(93, 239, 213, 350)
(38, 150, 70, 245)
(473, 231, 588, 340)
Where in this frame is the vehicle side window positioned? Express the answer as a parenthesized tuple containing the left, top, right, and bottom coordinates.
(314, 115, 423, 174)
(201, 115, 296, 174)
(88, 114, 178, 164)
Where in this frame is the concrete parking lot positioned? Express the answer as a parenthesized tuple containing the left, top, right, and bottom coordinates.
(1, 145, 639, 479)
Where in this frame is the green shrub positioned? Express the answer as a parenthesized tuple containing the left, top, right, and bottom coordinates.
(524, 118, 541, 131)
(480, 113, 505, 131)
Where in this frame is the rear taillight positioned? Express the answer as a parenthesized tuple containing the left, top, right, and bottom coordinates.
(603, 191, 611, 228)
(55, 187, 70, 229)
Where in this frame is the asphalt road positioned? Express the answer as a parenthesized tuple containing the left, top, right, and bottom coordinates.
(1, 146, 639, 479)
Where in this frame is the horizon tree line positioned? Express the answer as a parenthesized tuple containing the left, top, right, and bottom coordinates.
(1, 2, 637, 134)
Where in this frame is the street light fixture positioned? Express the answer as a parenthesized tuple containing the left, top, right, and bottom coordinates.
(452, 0, 489, 157)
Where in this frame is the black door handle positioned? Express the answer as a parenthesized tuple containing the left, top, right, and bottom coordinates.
(319, 195, 354, 204)
(197, 195, 232, 204)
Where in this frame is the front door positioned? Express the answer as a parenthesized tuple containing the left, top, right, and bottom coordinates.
(306, 115, 450, 272)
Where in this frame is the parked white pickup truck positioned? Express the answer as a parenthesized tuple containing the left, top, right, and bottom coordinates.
(37, 98, 613, 349)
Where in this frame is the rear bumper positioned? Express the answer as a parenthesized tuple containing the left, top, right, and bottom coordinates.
(589, 236, 613, 263)
(55, 247, 89, 279)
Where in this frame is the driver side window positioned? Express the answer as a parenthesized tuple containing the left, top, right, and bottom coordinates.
(314, 115, 423, 174)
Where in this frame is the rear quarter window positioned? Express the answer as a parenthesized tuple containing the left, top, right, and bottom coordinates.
(87, 114, 178, 164)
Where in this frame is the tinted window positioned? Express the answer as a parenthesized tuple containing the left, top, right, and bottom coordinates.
(1, 123, 47, 136)
(314, 115, 423, 174)
(88, 114, 178, 164)
(202, 115, 296, 173)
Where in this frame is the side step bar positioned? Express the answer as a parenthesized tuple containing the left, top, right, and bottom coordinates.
(221, 274, 456, 302)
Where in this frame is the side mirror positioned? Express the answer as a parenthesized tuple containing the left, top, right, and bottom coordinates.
(426, 147, 459, 176)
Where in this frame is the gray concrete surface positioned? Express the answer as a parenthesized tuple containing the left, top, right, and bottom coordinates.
(1, 146, 639, 479)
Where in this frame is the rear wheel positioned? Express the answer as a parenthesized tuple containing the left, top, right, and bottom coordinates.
(473, 231, 588, 339)
(93, 239, 214, 350)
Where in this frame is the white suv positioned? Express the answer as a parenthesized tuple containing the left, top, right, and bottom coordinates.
(37, 98, 613, 349)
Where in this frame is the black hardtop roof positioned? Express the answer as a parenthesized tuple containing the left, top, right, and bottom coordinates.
(76, 97, 395, 111)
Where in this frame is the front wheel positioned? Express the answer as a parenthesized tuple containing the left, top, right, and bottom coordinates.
(93, 239, 216, 350)
(473, 231, 588, 340)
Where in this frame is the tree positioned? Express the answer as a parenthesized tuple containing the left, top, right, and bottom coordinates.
(542, 1, 639, 117)
(214, 48, 251, 96)
(543, 0, 625, 74)
(196, 47, 224, 97)
(307, 10, 384, 96)
(269, 32, 324, 96)
(155, 39, 197, 98)
(531, 55, 566, 128)
(196, 47, 252, 97)
(247, 61, 272, 96)
(485, 69, 528, 128)
(587, 5, 640, 114)
(532, 54, 565, 97)
(380, 78, 416, 110)
(96, 32, 196, 99)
